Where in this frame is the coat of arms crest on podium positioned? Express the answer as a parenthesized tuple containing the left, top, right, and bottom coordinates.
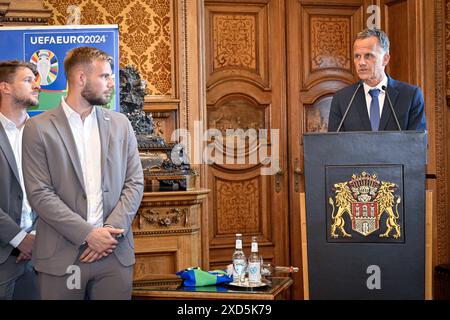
(328, 172, 402, 239)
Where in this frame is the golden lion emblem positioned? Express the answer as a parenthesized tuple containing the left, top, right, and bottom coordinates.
(329, 173, 401, 239)
(329, 182, 354, 238)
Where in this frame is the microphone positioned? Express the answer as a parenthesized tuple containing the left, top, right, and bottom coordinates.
(381, 85, 402, 131)
(336, 82, 362, 132)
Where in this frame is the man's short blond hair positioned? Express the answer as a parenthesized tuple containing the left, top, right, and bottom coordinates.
(63, 46, 112, 78)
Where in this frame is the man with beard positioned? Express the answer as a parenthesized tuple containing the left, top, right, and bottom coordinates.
(0, 61, 40, 299)
(22, 47, 144, 299)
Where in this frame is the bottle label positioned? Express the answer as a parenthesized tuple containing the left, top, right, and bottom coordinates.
(235, 239, 242, 249)
(248, 262, 261, 283)
(232, 258, 246, 278)
(251, 242, 258, 252)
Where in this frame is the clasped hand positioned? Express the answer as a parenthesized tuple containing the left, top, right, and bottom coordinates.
(80, 227, 124, 263)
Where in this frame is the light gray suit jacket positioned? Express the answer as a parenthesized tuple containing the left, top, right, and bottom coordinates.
(22, 105, 144, 276)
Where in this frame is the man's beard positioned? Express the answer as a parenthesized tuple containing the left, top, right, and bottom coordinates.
(13, 92, 39, 107)
(81, 85, 110, 106)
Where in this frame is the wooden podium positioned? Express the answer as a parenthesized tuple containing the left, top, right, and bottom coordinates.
(302, 131, 427, 299)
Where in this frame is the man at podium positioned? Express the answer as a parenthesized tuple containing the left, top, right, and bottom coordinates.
(328, 28, 427, 132)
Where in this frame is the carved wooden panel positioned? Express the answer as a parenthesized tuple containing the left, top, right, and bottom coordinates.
(215, 177, 260, 235)
(208, 97, 266, 133)
(133, 201, 202, 236)
(213, 14, 256, 70)
(137, 207, 191, 229)
(300, 3, 363, 89)
(134, 252, 177, 280)
(432, 0, 450, 265)
(205, 2, 269, 89)
(311, 17, 351, 70)
(305, 96, 332, 133)
(0, 0, 51, 25)
(447, 0, 450, 97)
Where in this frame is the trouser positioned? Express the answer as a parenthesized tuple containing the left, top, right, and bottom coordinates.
(38, 253, 134, 300)
(0, 256, 39, 300)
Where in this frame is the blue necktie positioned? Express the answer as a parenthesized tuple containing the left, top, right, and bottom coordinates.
(369, 89, 380, 131)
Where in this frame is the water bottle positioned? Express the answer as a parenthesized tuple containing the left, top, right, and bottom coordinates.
(261, 264, 299, 276)
(232, 233, 246, 283)
(248, 236, 262, 285)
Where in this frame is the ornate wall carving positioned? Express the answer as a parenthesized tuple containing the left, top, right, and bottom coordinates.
(0, 0, 51, 25)
(213, 14, 256, 70)
(305, 96, 332, 133)
(299, 4, 361, 89)
(43, 0, 173, 96)
(215, 178, 260, 235)
(205, 3, 269, 89)
(208, 98, 265, 133)
(310, 17, 351, 70)
(436, 0, 450, 265)
(446, 0, 450, 98)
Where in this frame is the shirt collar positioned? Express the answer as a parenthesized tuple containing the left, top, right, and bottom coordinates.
(363, 74, 388, 96)
(61, 97, 97, 122)
(0, 111, 29, 131)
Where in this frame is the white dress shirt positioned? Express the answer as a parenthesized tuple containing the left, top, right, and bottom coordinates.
(61, 98, 103, 227)
(0, 112, 34, 248)
(363, 75, 388, 119)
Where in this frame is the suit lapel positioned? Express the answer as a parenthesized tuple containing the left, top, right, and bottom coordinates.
(355, 89, 372, 131)
(379, 77, 399, 130)
(0, 122, 21, 184)
(50, 106, 86, 192)
(96, 107, 110, 186)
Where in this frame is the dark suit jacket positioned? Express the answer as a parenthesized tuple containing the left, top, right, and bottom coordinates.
(328, 76, 427, 132)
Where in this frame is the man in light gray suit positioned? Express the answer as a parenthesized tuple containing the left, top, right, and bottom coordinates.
(22, 47, 144, 299)
(0, 61, 40, 299)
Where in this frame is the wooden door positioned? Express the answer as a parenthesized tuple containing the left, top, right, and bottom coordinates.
(203, 0, 290, 280)
(286, 0, 369, 299)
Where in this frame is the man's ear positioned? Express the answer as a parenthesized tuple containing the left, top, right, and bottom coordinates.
(72, 69, 87, 88)
(0, 82, 11, 95)
(383, 52, 390, 67)
(79, 71, 87, 87)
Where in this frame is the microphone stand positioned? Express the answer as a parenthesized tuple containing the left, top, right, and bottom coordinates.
(336, 82, 362, 132)
(381, 85, 402, 131)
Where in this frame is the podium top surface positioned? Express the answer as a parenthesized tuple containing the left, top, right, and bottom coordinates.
(304, 130, 427, 137)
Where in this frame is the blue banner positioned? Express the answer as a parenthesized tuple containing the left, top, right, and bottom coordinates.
(0, 25, 119, 116)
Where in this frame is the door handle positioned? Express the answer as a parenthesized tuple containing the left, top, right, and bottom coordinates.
(294, 158, 303, 192)
(275, 169, 284, 193)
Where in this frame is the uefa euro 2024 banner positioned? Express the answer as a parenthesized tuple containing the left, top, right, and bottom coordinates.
(0, 25, 119, 116)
